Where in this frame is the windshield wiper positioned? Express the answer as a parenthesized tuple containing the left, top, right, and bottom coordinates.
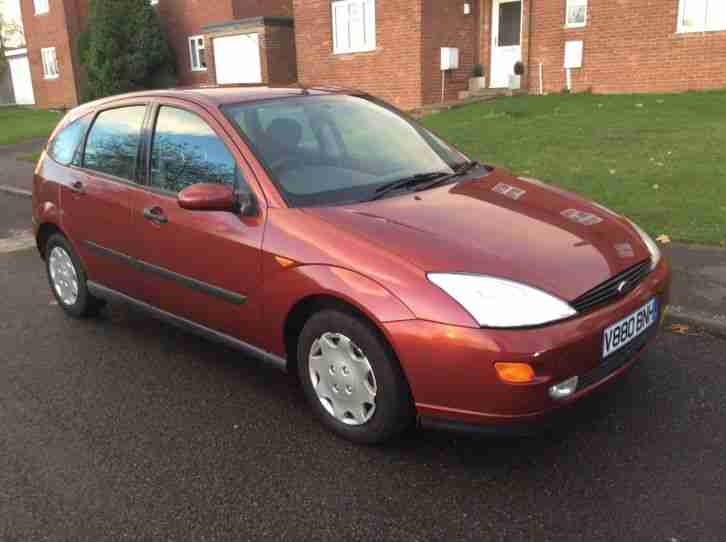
(369, 171, 451, 201)
(413, 160, 481, 192)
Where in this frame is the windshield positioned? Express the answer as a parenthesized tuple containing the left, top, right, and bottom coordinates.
(223, 95, 469, 207)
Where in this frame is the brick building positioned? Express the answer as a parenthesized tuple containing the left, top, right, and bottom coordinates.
(19, 0, 297, 108)
(15, 0, 726, 111)
(294, 0, 726, 110)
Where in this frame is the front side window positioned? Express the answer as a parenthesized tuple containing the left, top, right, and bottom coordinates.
(678, 0, 726, 32)
(150, 106, 240, 193)
(189, 35, 207, 71)
(33, 0, 49, 15)
(332, 0, 376, 54)
(41, 47, 59, 79)
(83, 106, 147, 181)
(224, 95, 469, 207)
(566, 0, 587, 27)
(48, 115, 92, 165)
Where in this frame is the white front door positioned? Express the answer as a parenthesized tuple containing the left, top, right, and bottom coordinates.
(8, 53, 35, 105)
(214, 33, 262, 85)
(490, 0, 522, 88)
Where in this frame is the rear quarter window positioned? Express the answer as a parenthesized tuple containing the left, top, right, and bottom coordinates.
(47, 115, 92, 166)
(83, 106, 147, 181)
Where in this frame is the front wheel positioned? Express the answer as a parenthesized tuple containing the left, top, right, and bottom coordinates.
(45, 233, 105, 318)
(297, 309, 414, 444)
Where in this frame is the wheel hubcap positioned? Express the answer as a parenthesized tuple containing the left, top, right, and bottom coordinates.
(49, 246, 79, 306)
(308, 332, 377, 426)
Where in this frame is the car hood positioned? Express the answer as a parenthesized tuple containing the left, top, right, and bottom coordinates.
(306, 168, 651, 301)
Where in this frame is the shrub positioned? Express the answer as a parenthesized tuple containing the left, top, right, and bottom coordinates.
(513, 61, 525, 76)
(471, 63, 485, 78)
(79, 0, 177, 102)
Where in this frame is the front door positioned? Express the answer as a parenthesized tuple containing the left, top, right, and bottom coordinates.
(214, 34, 262, 85)
(491, 0, 522, 88)
(132, 100, 265, 340)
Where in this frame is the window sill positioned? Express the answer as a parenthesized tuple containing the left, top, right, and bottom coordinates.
(191, 67, 208, 72)
(43, 75, 59, 80)
(34, 11, 49, 16)
(675, 28, 726, 35)
(564, 22, 587, 29)
(333, 46, 378, 56)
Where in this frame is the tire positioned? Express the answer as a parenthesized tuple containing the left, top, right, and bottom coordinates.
(297, 309, 415, 444)
(45, 233, 105, 318)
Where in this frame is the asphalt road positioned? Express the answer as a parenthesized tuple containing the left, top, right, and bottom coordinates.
(1, 193, 724, 541)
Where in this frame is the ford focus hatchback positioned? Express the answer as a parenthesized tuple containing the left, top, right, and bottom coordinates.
(32, 87, 671, 443)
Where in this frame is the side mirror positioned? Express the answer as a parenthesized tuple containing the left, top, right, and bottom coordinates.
(178, 183, 237, 212)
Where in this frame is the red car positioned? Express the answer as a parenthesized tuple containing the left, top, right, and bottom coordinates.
(32, 87, 671, 444)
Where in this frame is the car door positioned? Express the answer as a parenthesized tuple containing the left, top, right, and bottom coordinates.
(131, 100, 266, 340)
(60, 102, 151, 299)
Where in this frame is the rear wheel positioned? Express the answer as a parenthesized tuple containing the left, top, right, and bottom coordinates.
(297, 309, 414, 444)
(45, 233, 104, 318)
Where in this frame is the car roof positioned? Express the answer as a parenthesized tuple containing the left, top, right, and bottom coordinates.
(73, 85, 362, 116)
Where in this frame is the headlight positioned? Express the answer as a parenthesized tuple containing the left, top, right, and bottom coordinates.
(627, 219, 661, 270)
(427, 273, 577, 328)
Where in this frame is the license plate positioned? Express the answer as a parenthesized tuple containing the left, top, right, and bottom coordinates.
(602, 298, 658, 358)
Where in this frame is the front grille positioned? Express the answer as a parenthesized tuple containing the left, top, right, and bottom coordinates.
(571, 259, 651, 313)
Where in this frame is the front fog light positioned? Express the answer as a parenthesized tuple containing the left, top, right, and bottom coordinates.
(549, 376, 579, 400)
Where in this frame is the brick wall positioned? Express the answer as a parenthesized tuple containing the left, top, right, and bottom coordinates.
(527, 0, 726, 95)
(158, 0, 235, 87)
(264, 23, 298, 85)
(232, 0, 293, 18)
(20, 0, 80, 108)
(421, 0, 481, 104)
(293, 0, 425, 111)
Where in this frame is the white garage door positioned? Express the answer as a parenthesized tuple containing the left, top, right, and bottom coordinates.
(8, 53, 35, 105)
(214, 34, 262, 85)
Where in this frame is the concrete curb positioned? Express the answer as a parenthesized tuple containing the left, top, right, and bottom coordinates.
(0, 185, 32, 198)
(665, 306, 726, 340)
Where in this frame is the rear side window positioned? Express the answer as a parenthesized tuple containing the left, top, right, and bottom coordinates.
(83, 106, 147, 181)
(48, 115, 91, 166)
(150, 106, 242, 193)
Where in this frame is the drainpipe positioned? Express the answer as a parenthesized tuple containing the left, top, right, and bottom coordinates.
(527, 0, 534, 94)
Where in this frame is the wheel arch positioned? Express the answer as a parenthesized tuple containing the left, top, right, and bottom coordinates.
(36, 222, 65, 259)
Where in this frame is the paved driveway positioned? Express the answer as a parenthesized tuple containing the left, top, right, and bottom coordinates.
(0, 138, 45, 192)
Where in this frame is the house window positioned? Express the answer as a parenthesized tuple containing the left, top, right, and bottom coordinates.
(41, 47, 59, 79)
(565, 0, 587, 27)
(150, 0, 159, 5)
(332, 0, 376, 54)
(33, 0, 49, 15)
(678, 0, 726, 32)
(189, 35, 207, 71)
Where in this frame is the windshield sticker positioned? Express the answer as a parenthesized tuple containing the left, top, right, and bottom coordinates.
(493, 182, 526, 200)
(561, 209, 603, 226)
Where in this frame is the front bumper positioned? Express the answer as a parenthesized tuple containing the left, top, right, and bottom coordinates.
(383, 258, 671, 431)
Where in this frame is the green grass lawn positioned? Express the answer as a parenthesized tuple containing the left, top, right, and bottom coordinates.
(421, 91, 726, 246)
(0, 106, 62, 146)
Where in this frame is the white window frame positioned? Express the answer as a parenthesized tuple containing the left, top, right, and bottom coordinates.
(41, 47, 59, 79)
(565, 0, 588, 28)
(188, 35, 207, 72)
(33, 0, 49, 15)
(677, 0, 726, 33)
(332, 0, 376, 55)
(150, 0, 159, 5)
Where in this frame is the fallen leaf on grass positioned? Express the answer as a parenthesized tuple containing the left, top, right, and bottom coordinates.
(656, 234, 671, 244)
(653, 184, 660, 190)
(669, 324, 690, 334)
(609, 169, 617, 175)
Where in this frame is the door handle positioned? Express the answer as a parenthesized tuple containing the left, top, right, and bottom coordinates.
(70, 180, 85, 194)
(143, 206, 168, 225)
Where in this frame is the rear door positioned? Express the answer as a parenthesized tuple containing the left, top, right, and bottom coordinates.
(131, 99, 266, 340)
(61, 102, 150, 299)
